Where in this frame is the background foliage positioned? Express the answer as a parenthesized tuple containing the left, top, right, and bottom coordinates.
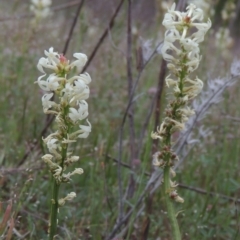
(0, 0, 240, 239)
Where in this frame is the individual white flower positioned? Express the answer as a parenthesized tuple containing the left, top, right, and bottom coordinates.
(65, 155, 80, 164)
(151, 131, 162, 140)
(69, 53, 88, 73)
(53, 166, 62, 181)
(37, 48, 61, 74)
(30, 0, 52, 19)
(68, 100, 88, 122)
(77, 120, 92, 138)
(177, 107, 195, 119)
(70, 84, 90, 104)
(68, 73, 91, 85)
(44, 47, 60, 66)
(62, 168, 83, 181)
(169, 118, 185, 131)
(45, 74, 62, 91)
(37, 57, 57, 73)
(58, 192, 76, 206)
(183, 77, 203, 98)
(152, 152, 164, 167)
(42, 154, 53, 162)
(66, 192, 76, 200)
(46, 138, 59, 153)
(71, 168, 84, 175)
(78, 72, 92, 84)
(70, 119, 91, 139)
(61, 83, 74, 103)
(42, 136, 61, 159)
(165, 75, 178, 88)
(42, 154, 59, 170)
(41, 93, 56, 111)
(180, 38, 199, 52)
(37, 74, 62, 91)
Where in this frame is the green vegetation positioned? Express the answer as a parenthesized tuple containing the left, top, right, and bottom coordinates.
(0, 1, 239, 239)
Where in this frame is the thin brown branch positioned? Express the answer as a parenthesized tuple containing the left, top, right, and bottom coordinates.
(125, 0, 136, 202)
(109, 41, 162, 240)
(152, 59, 167, 152)
(109, 154, 240, 202)
(82, 0, 125, 72)
(141, 58, 167, 240)
(62, 0, 85, 55)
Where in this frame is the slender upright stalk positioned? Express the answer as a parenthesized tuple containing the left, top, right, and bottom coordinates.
(163, 167, 181, 240)
(36, 48, 92, 239)
(151, 3, 211, 240)
(49, 141, 68, 239)
(49, 179, 60, 239)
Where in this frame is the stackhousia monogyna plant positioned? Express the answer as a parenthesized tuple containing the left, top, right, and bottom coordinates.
(36, 47, 91, 239)
(151, 3, 211, 239)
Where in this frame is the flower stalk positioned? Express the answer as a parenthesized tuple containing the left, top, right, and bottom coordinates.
(36, 47, 91, 239)
(152, 3, 211, 239)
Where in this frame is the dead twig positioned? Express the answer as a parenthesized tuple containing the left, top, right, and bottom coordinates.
(82, 0, 125, 72)
(108, 42, 162, 240)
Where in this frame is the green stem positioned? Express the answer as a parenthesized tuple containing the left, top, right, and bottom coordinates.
(49, 120, 68, 239)
(163, 166, 181, 240)
(49, 178, 60, 240)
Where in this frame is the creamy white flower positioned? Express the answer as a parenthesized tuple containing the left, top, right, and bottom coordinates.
(72, 168, 84, 175)
(53, 165, 62, 182)
(69, 53, 87, 73)
(30, 0, 52, 19)
(152, 152, 164, 167)
(68, 100, 88, 122)
(151, 131, 162, 140)
(37, 57, 57, 73)
(41, 93, 56, 111)
(61, 83, 74, 102)
(165, 75, 178, 88)
(37, 74, 62, 91)
(46, 138, 59, 152)
(169, 118, 185, 131)
(42, 154, 53, 161)
(70, 84, 90, 103)
(44, 47, 60, 65)
(177, 107, 195, 118)
(183, 77, 203, 98)
(45, 74, 61, 91)
(37, 48, 61, 73)
(65, 156, 79, 164)
(77, 120, 91, 138)
(65, 192, 76, 200)
(58, 192, 76, 206)
(78, 72, 92, 84)
(70, 119, 91, 139)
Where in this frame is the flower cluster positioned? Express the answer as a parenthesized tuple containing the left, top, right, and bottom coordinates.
(30, 0, 52, 20)
(152, 3, 211, 203)
(36, 47, 91, 199)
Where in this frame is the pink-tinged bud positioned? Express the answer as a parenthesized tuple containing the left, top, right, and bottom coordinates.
(59, 54, 68, 65)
